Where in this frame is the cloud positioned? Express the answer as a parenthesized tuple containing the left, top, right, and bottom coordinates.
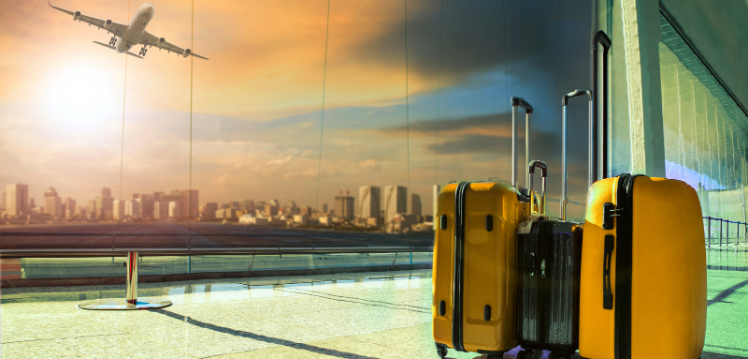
(212, 173, 230, 185)
(266, 155, 294, 166)
(359, 159, 382, 170)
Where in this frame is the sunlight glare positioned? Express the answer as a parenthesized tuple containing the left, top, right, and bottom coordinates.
(46, 66, 117, 129)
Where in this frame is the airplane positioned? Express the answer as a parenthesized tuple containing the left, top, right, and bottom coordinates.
(48, 2, 209, 60)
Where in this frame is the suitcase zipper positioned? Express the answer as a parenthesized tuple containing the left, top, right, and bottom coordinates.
(452, 181, 470, 352)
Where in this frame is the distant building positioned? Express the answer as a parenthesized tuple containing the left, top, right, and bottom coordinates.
(113, 199, 124, 220)
(359, 186, 381, 220)
(153, 192, 164, 201)
(216, 208, 238, 220)
(102, 188, 111, 197)
(168, 201, 180, 219)
(154, 201, 168, 219)
(433, 185, 440, 230)
(300, 206, 312, 215)
(0, 191, 5, 211)
(95, 195, 113, 220)
(140, 194, 154, 219)
(264, 204, 278, 217)
(5, 183, 29, 218)
(126, 200, 141, 218)
(28, 197, 35, 210)
(44, 187, 61, 219)
(87, 200, 96, 220)
(334, 196, 355, 220)
(204, 202, 218, 219)
(244, 199, 254, 212)
(64, 198, 76, 219)
(179, 189, 199, 219)
(383, 185, 407, 222)
(322, 203, 328, 214)
(410, 193, 422, 216)
(293, 214, 309, 225)
(240, 214, 269, 225)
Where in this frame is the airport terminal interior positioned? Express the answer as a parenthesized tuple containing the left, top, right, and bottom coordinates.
(2, 0, 748, 358)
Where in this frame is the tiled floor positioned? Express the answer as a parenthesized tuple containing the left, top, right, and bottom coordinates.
(2, 265, 747, 359)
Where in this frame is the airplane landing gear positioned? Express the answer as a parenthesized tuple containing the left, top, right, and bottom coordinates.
(139, 46, 148, 57)
(108, 36, 117, 46)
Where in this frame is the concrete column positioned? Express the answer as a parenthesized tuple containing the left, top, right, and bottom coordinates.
(601, 0, 666, 177)
(620, 0, 666, 176)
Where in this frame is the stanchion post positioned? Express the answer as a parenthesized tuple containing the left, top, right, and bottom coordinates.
(708, 217, 711, 249)
(126, 251, 138, 304)
(720, 219, 723, 248)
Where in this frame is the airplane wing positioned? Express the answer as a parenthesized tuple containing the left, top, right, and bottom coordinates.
(48, 2, 129, 38)
(140, 31, 210, 60)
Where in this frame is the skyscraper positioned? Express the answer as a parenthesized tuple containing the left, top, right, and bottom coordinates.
(154, 201, 168, 219)
(102, 187, 111, 197)
(64, 197, 76, 219)
(204, 202, 218, 219)
(113, 199, 124, 220)
(5, 184, 29, 217)
(179, 189, 199, 219)
(125, 200, 141, 218)
(0, 191, 5, 211)
(410, 193, 422, 216)
(383, 185, 407, 222)
(44, 187, 61, 219)
(358, 186, 381, 219)
(334, 196, 355, 220)
(168, 201, 180, 218)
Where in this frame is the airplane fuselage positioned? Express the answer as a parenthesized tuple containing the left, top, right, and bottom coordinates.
(116, 3, 154, 54)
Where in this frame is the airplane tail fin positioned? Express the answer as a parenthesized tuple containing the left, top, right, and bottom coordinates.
(92, 41, 143, 59)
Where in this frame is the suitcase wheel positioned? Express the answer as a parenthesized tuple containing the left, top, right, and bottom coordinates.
(435, 343, 448, 359)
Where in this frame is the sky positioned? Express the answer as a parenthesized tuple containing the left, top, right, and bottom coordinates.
(0, 0, 595, 218)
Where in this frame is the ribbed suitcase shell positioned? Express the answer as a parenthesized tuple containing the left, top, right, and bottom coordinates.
(579, 175, 707, 359)
(516, 219, 583, 355)
(432, 181, 530, 355)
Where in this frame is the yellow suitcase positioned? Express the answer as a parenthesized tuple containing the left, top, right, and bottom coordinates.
(578, 174, 707, 359)
(433, 98, 533, 359)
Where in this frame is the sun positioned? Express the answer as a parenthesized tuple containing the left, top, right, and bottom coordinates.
(46, 65, 117, 129)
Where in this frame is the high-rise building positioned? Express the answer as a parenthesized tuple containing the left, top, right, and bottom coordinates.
(300, 206, 312, 215)
(179, 189, 198, 219)
(383, 185, 407, 222)
(113, 199, 124, 220)
(244, 199, 254, 212)
(64, 197, 76, 219)
(29, 197, 36, 210)
(168, 201, 180, 218)
(0, 191, 5, 211)
(153, 192, 164, 201)
(5, 184, 29, 217)
(358, 186, 381, 219)
(154, 201, 169, 219)
(410, 193, 422, 216)
(44, 187, 62, 219)
(125, 200, 141, 218)
(322, 203, 328, 214)
(139, 194, 154, 219)
(204, 202, 218, 219)
(335, 196, 355, 220)
(102, 187, 111, 197)
(264, 204, 278, 217)
(96, 189, 113, 220)
(87, 200, 96, 219)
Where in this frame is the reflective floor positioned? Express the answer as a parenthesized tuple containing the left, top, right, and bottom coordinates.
(1, 262, 747, 359)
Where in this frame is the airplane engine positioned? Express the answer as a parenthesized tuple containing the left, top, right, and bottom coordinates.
(183, 49, 191, 58)
(158, 37, 166, 48)
(73, 11, 81, 21)
(104, 19, 112, 29)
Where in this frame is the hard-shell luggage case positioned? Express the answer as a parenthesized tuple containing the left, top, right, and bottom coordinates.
(515, 87, 593, 359)
(577, 31, 707, 359)
(516, 162, 583, 359)
(432, 98, 534, 359)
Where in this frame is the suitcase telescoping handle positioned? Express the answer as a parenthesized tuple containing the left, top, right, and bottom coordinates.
(592, 31, 611, 182)
(511, 97, 534, 189)
(528, 160, 547, 215)
(561, 90, 592, 221)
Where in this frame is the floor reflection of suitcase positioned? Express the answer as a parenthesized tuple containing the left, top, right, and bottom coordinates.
(432, 98, 534, 359)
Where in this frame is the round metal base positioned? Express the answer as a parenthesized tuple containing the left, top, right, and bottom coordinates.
(78, 298, 172, 310)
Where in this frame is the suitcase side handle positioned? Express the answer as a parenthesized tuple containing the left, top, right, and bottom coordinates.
(528, 160, 547, 215)
(561, 89, 592, 221)
(511, 97, 534, 190)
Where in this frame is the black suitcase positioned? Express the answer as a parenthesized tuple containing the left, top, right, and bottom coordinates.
(515, 165, 583, 357)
